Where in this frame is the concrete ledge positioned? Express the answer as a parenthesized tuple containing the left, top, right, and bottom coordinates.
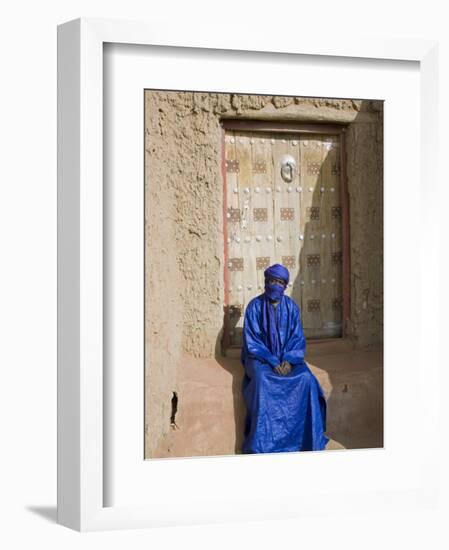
(151, 344, 383, 458)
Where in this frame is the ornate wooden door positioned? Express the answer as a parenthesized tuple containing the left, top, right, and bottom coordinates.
(223, 127, 347, 347)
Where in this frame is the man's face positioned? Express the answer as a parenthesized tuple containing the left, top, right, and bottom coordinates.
(266, 276, 287, 288)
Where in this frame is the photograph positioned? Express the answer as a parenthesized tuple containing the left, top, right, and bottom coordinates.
(144, 90, 384, 458)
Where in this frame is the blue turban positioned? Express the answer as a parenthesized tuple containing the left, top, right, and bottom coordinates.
(264, 263, 290, 284)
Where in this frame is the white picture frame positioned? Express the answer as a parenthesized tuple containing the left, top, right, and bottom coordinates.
(57, 17, 443, 531)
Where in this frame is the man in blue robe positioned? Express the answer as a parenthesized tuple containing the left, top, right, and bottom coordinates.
(240, 263, 329, 453)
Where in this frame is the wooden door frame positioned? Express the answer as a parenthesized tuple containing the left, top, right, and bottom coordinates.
(220, 119, 351, 349)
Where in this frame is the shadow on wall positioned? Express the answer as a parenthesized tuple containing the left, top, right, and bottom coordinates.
(216, 106, 383, 453)
(213, 351, 246, 454)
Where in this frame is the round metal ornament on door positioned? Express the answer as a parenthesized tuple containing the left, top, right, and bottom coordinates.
(280, 154, 297, 182)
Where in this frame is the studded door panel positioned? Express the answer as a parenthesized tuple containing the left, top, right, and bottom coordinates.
(225, 131, 343, 345)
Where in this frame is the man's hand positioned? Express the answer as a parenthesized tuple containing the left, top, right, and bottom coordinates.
(274, 361, 292, 376)
(281, 360, 292, 375)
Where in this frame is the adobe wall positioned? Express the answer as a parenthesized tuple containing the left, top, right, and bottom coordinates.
(144, 91, 383, 457)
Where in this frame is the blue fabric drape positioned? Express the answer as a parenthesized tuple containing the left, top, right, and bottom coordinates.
(240, 293, 329, 453)
(262, 296, 281, 360)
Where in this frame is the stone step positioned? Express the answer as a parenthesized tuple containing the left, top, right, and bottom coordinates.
(151, 349, 382, 458)
(307, 337, 355, 357)
(224, 338, 355, 360)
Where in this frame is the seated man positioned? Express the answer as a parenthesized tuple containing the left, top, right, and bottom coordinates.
(240, 263, 329, 454)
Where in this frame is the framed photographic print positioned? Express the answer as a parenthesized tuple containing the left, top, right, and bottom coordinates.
(57, 17, 443, 531)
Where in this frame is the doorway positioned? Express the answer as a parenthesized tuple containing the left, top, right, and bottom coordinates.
(221, 120, 350, 350)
